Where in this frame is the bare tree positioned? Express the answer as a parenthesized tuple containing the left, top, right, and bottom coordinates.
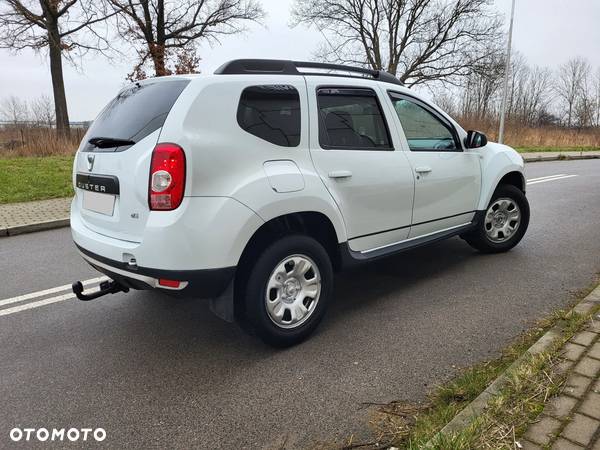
(30, 94, 56, 126)
(1, 96, 29, 125)
(573, 64, 596, 128)
(441, 51, 598, 131)
(431, 89, 458, 117)
(504, 52, 527, 120)
(292, 0, 503, 86)
(555, 57, 590, 127)
(108, 0, 265, 79)
(0, 1, 115, 136)
(523, 66, 552, 125)
(452, 50, 557, 129)
(507, 61, 552, 125)
(460, 54, 505, 120)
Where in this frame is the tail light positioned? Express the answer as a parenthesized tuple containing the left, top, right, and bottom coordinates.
(149, 143, 186, 211)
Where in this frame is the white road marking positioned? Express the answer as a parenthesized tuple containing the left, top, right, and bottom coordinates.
(0, 281, 111, 317)
(0, 292, 77, 317)
(527, 174, 568, 182)
(0, 276, 106, 308)
(527, 175, 578, 185)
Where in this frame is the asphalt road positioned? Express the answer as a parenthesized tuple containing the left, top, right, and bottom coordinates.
(1, 159, 599, 449)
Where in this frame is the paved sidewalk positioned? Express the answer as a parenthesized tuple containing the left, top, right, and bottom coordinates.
(521, 317, 600, 449)
(0, 197, 71, 236)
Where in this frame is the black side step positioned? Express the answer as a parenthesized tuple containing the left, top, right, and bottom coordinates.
(72, 279, 129, 301)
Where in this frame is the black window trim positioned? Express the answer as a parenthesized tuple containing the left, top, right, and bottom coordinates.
(317, 86, 395, 151)
(387, 90, 463, 153)
(236, 83, 302, 148)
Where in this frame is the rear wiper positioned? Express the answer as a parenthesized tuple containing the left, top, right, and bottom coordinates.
(88, 137, 135, 149)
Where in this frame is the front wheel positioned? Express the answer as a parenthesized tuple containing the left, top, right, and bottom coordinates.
(238, 235, 333, 347)
(463, 184, 530, 253)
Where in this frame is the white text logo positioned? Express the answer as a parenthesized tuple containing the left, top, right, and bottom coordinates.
(9, 427, 106, 442)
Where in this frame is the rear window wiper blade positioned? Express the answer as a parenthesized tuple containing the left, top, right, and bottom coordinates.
(88, 137, 135, 149)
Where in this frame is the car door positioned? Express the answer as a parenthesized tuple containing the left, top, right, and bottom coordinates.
(385, 92, 481, 238)
(306, 77, 415, 253)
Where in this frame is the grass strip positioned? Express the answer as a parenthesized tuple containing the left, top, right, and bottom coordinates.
(354, 283, 600, 450)
(422, 309, 597, 449)
(0, 156, 74, 204)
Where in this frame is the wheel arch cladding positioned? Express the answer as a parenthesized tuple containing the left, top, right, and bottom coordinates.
(237, 211, 342, 276)
(498, 171, 526, 193)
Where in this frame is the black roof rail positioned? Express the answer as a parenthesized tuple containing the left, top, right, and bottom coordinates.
(214, 59, 403, 86)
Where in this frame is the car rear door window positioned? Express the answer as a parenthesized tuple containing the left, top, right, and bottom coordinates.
(84, 79, 190, 152)
(237, 85, 301, 147)
(317, 88, 392, 150)
(389, 95, 459, 151)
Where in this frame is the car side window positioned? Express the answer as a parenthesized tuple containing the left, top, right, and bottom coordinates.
(237, 85, 301, 147)
(317, 88, 392, 150)
(389, 95, 459, 152)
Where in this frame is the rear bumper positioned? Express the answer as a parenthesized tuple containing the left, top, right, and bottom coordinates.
(77, 245, 235, 298)
(71, 196, 264, 270)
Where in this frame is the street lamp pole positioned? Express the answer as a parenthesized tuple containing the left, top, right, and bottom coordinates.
(498, 0, 516, 144)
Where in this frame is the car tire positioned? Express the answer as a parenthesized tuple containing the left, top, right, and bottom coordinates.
(238, 234, 333, 347)
(463, 184, 530, 253)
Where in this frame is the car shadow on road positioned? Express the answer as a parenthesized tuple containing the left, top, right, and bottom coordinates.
(331, 236, 476, 313)
(115, 236, 483, 354)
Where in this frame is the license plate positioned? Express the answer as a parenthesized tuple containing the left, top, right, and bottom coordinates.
(82, 191, 116, 216)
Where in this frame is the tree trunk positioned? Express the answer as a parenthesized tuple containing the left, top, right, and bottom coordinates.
(387, 62, 398, 77)
(150, 43, 168, 76)
(47, 25, 70, 137)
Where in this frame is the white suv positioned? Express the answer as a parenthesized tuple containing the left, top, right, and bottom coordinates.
(71, 59, 529, 346)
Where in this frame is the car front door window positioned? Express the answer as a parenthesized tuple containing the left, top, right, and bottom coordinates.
(390, 96, 459, 152)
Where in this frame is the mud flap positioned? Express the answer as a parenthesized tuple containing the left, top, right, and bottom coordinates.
(209, 280, 235, 322)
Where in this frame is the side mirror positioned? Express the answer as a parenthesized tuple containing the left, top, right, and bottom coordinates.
(465, 130, 488, 149)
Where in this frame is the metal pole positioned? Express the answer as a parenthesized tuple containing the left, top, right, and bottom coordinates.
(498, 0, 516, 144)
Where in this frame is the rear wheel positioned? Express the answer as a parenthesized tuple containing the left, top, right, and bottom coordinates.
(238, 235, 333, 347)
(464, 184, 530, 253)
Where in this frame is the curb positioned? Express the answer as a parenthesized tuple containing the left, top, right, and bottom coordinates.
(429, 284, 600, 442)
(523, 154, 600, 163)
(1, 218, 70, 237)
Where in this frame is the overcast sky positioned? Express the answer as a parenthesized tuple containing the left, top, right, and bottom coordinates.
(1, 0, 599, 121)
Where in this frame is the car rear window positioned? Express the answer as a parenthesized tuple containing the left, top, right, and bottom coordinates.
(237, 85, 301, 147)
(83, 79, 190, 152)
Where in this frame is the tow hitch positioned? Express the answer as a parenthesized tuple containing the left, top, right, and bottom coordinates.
(72, 279, 129, 301)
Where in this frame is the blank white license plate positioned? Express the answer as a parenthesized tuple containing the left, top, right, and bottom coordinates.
(82, 191, 116, 216)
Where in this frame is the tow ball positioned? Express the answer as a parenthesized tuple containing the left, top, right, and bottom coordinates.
(72, 279, 129, 301)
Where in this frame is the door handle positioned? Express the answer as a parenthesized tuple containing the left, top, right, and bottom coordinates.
(415, 166, 432, 174)
(328, 170, 353, 179)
